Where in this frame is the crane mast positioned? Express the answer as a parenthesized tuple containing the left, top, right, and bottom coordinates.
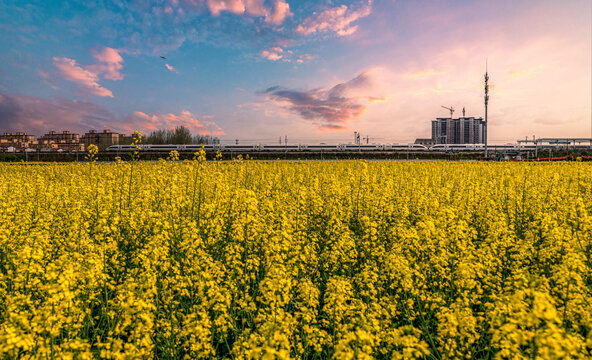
(441, 105, 455, 119)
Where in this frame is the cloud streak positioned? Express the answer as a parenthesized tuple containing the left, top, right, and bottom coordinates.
(53, 57, 114, 98)
(260, 70, 379, 130)
(295, 0, 372, 36)
(165, 63, 180, 73)
(53, 47, 124, 98)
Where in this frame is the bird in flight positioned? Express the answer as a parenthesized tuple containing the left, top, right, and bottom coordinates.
(160, 56, 166, 59)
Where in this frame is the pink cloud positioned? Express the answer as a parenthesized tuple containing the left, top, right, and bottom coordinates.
(206, 0, 245, 16)
(133, 110, 224, 135)
(260, 70, 382, 130)
(91, 47, 123, 66)
(53, 57, 114, 98)
(266, 0, 292, 25)
(165, 63, 180, 73)
(205, 0, 291, 24)
(52, 47, 125, 97)
(296, 0, 372, 36)
(296, 53, 314, 63)
(244, 0, 266, 16)
(260, 47, 284, 61)
(87, 47, 124, 81)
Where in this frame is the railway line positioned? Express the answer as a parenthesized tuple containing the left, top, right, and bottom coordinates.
(102, 143, 592, 153)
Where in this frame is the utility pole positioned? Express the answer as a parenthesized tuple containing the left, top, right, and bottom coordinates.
(484, 61, 489, 158)
(285, 135, 287, 145)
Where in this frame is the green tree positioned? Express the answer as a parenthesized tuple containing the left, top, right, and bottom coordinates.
(145, 126, 219, 145)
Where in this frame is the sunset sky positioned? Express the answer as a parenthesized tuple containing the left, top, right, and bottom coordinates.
(1, 0, 590, 144)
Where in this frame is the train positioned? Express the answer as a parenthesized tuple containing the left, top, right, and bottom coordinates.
(106, 144, 430, 152)
(104, 142, 592, 153)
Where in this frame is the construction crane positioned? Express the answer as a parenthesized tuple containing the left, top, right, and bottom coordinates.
(441, 106, 455, 118)
(363, 136, 384, 144)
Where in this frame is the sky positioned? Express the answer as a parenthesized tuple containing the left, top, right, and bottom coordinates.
(0, 0, 590, 144)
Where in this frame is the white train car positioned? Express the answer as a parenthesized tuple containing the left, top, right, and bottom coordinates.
(341, 144, 382, 151)
(489, 144, 517, 151)
(429, 144, 483, 152)
(301, 144, 342, 151)
(106, 145, 144, 151)
(429, 144, 447, 152)
(142, 144, 182, 151)
(385, 144, 428, 151)
(182, 144, 218, 151)
(260, 145, 300, 151)
(221, 144, 259, 152)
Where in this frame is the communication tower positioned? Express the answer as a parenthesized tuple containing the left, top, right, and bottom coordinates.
(484, 61, 489, 157)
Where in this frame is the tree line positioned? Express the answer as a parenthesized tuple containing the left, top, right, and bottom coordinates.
(144, 126, 219, 145)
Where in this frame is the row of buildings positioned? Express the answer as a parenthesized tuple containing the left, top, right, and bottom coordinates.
(0, 130, 137, 152)
(4, 114, 485, 151)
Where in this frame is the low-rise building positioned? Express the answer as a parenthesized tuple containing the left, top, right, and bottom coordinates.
(81, 130, 119, 151)
(36, 130, 84, 151)
(0, 132, 36, 150)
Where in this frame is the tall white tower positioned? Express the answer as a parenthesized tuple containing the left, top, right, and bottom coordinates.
(484, 62, 489, 157)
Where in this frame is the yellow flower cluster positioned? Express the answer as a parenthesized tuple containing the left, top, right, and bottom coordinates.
(0, 160, 591, 359)
(86, 144, 99, 163)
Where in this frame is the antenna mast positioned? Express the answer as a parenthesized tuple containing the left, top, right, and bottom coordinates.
(484, 60, 489, 158)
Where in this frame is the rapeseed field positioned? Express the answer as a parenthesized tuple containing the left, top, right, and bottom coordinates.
(0, 156, 591, 359)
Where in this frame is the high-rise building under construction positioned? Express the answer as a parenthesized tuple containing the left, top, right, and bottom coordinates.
(431, 116, 485, 144)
